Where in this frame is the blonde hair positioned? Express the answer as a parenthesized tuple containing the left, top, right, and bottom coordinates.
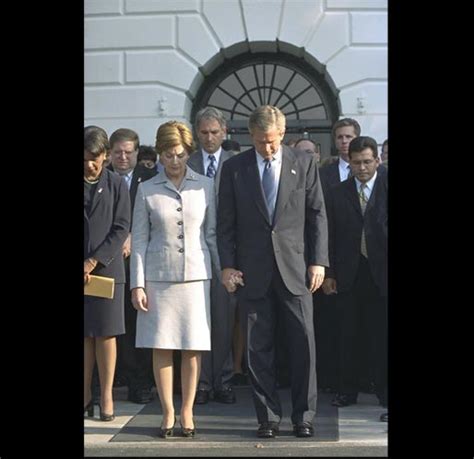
(248, 105, 286, 134)
(155, 121, 195, 154)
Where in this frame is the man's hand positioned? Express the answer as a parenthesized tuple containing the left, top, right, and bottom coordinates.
(221, 268, 245, 293)
(122, 234, 131, 258)
(307, 265, 325, 293)
(131, 287, 148, 312)
(321, 278, 337, 295)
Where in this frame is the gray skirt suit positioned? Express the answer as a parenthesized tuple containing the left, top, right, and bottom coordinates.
(130, 168, 220, 351)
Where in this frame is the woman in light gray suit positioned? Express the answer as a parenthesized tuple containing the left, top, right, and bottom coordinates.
(130, 121, 220, 438)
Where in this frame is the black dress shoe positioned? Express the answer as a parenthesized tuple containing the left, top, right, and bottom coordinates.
(128, 388, 153, 404)
(379, 412, 388, 422)
(180, 421, 196, 438)
(194, 389, 209, 405)
(214, 387, 236, 404)
(84, 399, 94, 417)
(99, 406, 115, 422)
(257, 422, 279, 438)
(331, 393, 358, 407)
(159, 417, 176, 438)
(293, 421, 314, 438)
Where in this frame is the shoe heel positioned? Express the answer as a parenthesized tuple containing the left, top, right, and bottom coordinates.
(99, 406, 115, 422)
(180, 421, 196, 438)
(84, 400, 94, 417)
(159, 417, 176, 438)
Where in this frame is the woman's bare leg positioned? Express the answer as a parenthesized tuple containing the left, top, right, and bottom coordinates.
(180, 350, 201, 429)
(84, 337, 96, 407)
(153, 349, 175, 428)
(96, 336, 116, 415)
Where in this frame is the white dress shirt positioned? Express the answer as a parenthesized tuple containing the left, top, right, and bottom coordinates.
(338, 157, 351, 181)
(201, 147, 222, 175)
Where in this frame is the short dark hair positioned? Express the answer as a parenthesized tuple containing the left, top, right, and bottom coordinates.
(221, 139, 241, 152)
(348, 136, 378, 160)
(84, 125, 109, 157)
(137, 145, 157, 162)
(294, 138, 318, 151)
(332, 118, 361, 138)
(109, 128, 140, 151)
(382, 139, 388, 148)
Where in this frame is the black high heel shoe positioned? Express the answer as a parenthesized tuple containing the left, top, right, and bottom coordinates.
(84, 400, 94, 417)
(159, 416, 176, 438)
(180, 421, 196, 438)
(99, 406, 115, 422)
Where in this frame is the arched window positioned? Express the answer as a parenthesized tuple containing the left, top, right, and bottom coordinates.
(192, 49, 340, 158)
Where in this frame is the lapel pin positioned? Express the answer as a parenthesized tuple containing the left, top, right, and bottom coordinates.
(291, 169, 296, 175)
(98, 188, 103, 193)
(138, 177, 142, 183)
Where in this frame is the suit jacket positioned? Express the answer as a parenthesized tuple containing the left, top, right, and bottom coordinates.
(187, 149, 237, 205)
(320, 158, 387, 195)
(217, 145, 329, 299)
(130, 166, 220, 287)
(326, 173, 387, 297)
(107, 164, 157, 224)
(84, 169, 131, 283)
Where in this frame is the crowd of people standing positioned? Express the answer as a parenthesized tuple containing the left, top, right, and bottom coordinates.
(84, 105, 388, 437)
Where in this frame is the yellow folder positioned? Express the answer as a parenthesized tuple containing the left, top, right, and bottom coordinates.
(84, 275, 115, 299)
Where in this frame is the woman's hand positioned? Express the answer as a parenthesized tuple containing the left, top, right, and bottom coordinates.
(84, 258, 97, 284)
(131, 287, 148, 312)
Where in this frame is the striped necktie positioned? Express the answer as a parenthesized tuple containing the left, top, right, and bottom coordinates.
(206, 155, 216, 178)
(359, 183, 368, 258)
(262, 158, 277, 220)
(346, 164, 352, 180)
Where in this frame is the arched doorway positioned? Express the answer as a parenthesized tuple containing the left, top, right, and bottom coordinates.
(191, 43, 340, 159)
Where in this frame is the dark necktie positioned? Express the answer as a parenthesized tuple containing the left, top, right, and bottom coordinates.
(262, 158, 277, 219)
(359, 183, 368, 257)
(346, 164, 352, 180)
(206, 155, 216, 178)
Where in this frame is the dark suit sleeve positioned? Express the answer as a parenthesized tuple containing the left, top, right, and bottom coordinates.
(305, 155, 329, 267)
(93, 177, 131, 267)
(216, 159, 237, 269)
(325, 186, 336, 279)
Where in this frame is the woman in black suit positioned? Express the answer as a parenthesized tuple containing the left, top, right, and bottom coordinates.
(84, 126, 130, 421)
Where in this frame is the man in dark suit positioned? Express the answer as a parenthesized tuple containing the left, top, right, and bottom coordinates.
(217, 105, 329, 438)
(108, 128, 157, 404)
(316, 118, 361, 393)
(187, 107, 238, 405)
(322, 136, 387, 421)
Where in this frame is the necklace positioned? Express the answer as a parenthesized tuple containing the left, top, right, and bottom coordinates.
(84, 177, 99, 184)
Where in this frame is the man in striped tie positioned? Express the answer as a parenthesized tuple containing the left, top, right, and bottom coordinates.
(187, 107, 240, 407)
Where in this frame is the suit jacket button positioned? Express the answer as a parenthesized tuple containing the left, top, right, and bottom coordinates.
(177, 221, 183, 225)
(178, 235, 184, 239)
(177, 207, 182, 211)
(178, 248, 184, 253)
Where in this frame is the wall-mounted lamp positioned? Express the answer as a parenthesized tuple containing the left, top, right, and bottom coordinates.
(158, 96, 168, 117)
(356, 96, 366, 115)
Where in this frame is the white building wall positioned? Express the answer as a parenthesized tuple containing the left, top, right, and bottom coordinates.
(85, 0, 387, 145)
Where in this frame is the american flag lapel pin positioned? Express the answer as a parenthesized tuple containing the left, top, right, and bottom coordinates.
(291, 169, 296, 175)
